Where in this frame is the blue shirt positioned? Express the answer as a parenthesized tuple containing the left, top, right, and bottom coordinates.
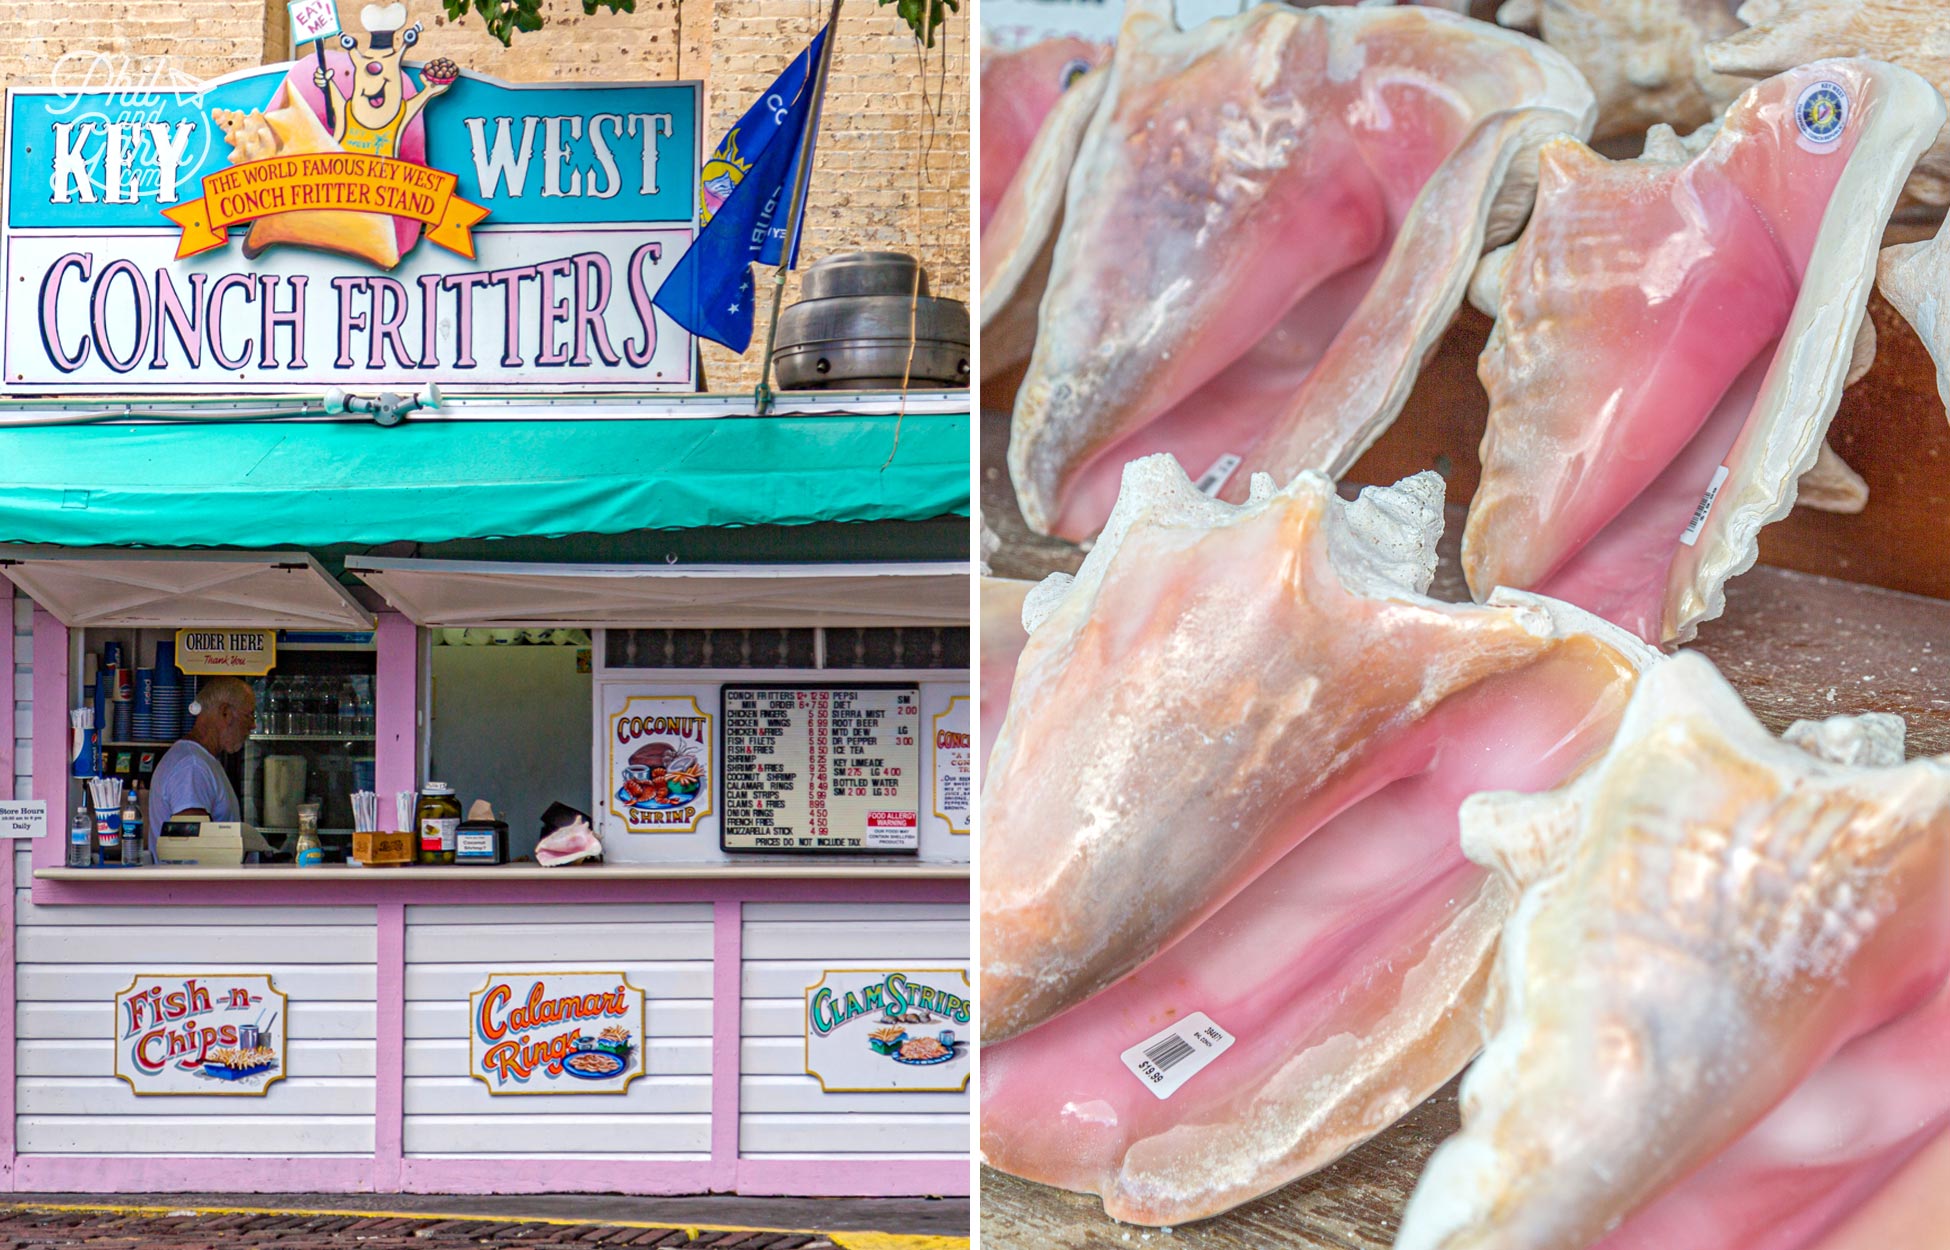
(147, 739, 241, 850)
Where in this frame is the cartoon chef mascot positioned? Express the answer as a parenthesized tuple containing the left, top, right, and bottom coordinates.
(315, 3, 451, 159)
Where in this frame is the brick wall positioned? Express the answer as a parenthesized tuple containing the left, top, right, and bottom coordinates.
(0, 0, 969, 395)
(0, 1, 272, 84)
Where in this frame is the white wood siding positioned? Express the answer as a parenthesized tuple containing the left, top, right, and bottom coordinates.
(739, 901, 969, 1159)
(13, 885, 378, 1157)
(401, 902, 713, 1159)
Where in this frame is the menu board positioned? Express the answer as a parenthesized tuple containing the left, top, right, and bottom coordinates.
(721, 684, 922, 853)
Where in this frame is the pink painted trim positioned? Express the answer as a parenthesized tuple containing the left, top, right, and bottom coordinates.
(709, 899, 741, 1192)
(399, 1158, 716, 1195)
(374, 612, 417, 802)
(0, 706, 15, 1186)
(2, 582, 13, 806)
(31, 873, 970, 908)
(374, 901, 405, 1191)
(29, 610, 68, 879)
(11, 1155, 375, 1193)
(733, 1158, 972, 1198)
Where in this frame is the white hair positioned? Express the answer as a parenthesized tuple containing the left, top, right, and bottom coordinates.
(189, 676, 254, 719)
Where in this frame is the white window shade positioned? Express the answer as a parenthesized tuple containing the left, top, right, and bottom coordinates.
(0, 548, 375, 629)
(343, 558, 970, 629)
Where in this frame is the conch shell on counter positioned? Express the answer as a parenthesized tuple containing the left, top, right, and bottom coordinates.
(981, 455, 1660, 1047)
(979, 37, 1109, 234)
(211, 88, 402, 270)
(1003, 0, 1595, 541)
(535, 815, 602, 867)
(1708, 0, 1950, 208)
(1461, 59, 1942, 647)
(1394, 651, 1950, 1250)
(1496, 0, 1748, 143)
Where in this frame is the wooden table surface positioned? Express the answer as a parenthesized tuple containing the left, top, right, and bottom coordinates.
(977, 405, 1950, 1247)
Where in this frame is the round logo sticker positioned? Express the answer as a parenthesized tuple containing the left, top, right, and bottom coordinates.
(1796, 80, 1848, 147)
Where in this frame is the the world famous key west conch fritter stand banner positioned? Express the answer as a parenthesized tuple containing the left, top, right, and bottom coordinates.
(0, 1, 700, 393)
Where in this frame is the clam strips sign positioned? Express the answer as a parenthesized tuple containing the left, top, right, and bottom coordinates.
(1, 48, 699, 392)
(805, 968, 972, 1093)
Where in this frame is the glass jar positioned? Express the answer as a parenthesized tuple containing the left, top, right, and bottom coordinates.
(416, 782, 461, 865)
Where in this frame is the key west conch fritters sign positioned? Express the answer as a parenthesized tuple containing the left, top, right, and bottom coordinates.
(1, 3, 699, 393)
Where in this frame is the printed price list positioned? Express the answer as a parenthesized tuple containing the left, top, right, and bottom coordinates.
(722, 686, 921, 852)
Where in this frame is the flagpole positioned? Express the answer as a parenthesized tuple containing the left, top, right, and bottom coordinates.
(754, 0, 841, 414)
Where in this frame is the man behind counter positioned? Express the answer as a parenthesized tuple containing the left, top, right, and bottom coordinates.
(145, 675, 256, 853)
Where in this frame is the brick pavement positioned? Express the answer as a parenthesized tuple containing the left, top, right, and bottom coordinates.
(0, 1206, 849, 1249)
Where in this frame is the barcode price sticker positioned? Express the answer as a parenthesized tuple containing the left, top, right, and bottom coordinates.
(1119, 1011, 1236, 1100)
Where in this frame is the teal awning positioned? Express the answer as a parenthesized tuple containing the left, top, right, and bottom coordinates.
(0, 412, 967, 548)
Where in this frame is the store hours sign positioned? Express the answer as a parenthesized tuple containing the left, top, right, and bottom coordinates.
(1, 4, 700, 393)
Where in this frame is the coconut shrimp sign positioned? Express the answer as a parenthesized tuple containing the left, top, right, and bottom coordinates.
(114, 973, 288, 1096)
(604, 690, 713, 834)
(469, 972, 647, 1096)
(0, 4, 700, 393)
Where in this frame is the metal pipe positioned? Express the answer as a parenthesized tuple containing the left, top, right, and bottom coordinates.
(754, 0, 843, 414)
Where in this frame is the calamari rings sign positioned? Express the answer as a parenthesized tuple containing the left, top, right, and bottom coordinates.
(165, 153, 487, 260)
(468, 971, 646, 1096)
(2, 49, 700, 392)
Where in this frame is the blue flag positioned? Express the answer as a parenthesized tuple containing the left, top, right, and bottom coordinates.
(655, 27, 828, 353)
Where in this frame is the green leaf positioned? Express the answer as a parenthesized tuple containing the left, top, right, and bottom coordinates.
(878, 0, 952, 46)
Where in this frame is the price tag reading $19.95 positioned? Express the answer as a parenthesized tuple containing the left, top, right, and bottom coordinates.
(1118, 1011, 1236, 1100)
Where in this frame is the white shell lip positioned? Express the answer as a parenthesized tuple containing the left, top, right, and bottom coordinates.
(1671, 59, 1944, 645)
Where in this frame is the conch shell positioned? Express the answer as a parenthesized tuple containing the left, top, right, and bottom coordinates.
(981, 532, 1655, 1222)
(1497, 0, 1748, 143)
(1877, 224, 1950, 421)
(979, 37, 1109, 235)
(978, 576, 1034, 768)
(1708, 0, 1950, 208)
(1005, 0, 1594, 541)
(981, 457, 1659, 1046)
(211, 89, 402, 270)
(1462, 60, 1942, 646)
(979, 60, 1110, 385)
(1395, 651, 1950, 1250)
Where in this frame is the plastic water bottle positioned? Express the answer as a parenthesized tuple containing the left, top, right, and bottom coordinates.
(120, 782, 142, 867)
(67, 791, 92, 868)
(338, 680, 358, 736)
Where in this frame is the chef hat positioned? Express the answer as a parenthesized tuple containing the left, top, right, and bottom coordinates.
(361, 2, 409, 47)
(362, 3, 407, 32)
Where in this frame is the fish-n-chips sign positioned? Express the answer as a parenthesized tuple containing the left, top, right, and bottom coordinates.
(0, 16, 700, 393)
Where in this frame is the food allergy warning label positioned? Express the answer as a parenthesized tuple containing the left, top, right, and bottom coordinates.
(1120, 1011, 1236, 1100)
(721, 684, 921, 853)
